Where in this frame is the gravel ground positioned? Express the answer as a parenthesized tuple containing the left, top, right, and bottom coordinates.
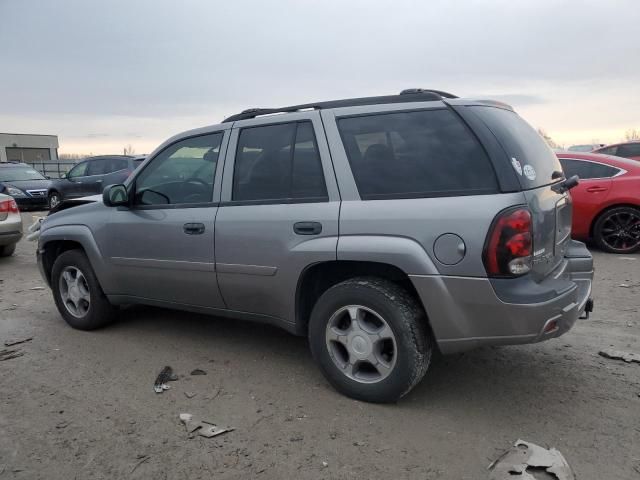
(1, 212, 639, 479)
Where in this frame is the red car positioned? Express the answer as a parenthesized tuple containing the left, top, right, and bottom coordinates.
(557, 152, 640, 253)
(592, 141, 640, 161)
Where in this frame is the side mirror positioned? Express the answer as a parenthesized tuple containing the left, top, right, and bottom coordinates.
(103, 184, 129, 207)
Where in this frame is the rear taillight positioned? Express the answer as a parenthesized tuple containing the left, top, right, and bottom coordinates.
(483, 207, 533, 277)
(0, 198, 19, 214)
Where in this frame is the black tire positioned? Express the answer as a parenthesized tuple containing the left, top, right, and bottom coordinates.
(49, 191, 62, 209)
(0, 243, 17, 257)
(308, 277, 432, 403)
(593, 206, 640, 254)
(51, 249, 116, 330)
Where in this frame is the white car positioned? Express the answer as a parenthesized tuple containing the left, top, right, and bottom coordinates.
(0, 193, 23, 256)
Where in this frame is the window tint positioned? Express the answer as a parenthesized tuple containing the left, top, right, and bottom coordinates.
(337, 109, 498, 199)
(111, 158, 129, 171)
(471, 106, 563, 189)
(134, 132, 223, 205)
(67, 162, 88, 178)
(232, 121, 327, 202)
(595, 146, 617, 156)
(86, 159, 111, 176)
(559, 159, 620, 179)
(616, 143, 640, 158)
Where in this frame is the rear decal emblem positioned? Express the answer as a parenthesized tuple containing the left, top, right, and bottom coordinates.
(523, 164, 536, 181)
(511, 157, 523, 175)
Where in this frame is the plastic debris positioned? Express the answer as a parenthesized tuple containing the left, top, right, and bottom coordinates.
(179, 413, 233, 438)
(599, 349, 640, 364)
(153, 366, 178, 393)
(4, 337, 33, 347)
(190, 368, 207, 375)
(489, 439, 575, 480)
(184, 391, 197, 399)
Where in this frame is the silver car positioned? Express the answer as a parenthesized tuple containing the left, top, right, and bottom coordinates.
(0, 193, 22, 256)
(35, 90, 594, 402)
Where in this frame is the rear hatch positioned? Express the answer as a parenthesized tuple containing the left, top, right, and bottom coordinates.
(470, 106, 571, 280)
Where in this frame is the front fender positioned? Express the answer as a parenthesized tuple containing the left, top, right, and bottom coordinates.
(39, 224, 114, 292)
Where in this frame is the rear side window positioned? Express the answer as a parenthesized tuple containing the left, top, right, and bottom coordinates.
(86, 159, 111, 176)
(471, 106, 563, 189)
(559, 159, 620, 179)
(337, 109, 498, 199)
(111, 158, 129, 171)
(233, 121, 327, 202)
(616, 143, 640, 158)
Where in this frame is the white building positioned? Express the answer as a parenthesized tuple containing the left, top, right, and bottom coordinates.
(0, 133, 59, 163)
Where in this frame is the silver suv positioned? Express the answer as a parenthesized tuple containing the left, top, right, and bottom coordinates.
(36, 90, 594, 402)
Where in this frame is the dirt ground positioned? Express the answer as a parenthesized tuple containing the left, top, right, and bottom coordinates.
(1, 212, 639, 479)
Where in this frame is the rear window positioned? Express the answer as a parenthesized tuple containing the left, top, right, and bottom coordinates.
(337, 109, 498, 199)
(471, 106, 563, 189)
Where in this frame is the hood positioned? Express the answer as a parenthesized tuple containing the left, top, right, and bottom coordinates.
(5, 179, 52, 192)
(48, 194, 102, 215)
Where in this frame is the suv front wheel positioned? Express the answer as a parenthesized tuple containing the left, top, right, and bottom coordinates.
(308, 277, 432, 403)
(51, 249, 116, 330)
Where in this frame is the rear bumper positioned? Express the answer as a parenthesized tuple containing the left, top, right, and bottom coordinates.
(0, 230, 22, 246)
(410, 240, 594, 354)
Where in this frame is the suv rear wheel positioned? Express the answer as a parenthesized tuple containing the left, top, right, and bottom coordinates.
(51, 249, 116, 330)
(308, 277, 432, 403)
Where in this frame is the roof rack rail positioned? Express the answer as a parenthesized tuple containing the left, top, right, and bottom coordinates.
(399, 88, 458, 99)
(222, 89, 456, 123)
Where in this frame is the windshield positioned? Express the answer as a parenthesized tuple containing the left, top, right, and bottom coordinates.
(0, 167, 47, 182)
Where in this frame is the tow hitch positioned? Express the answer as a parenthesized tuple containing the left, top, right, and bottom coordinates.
(579, 298, 594, 320)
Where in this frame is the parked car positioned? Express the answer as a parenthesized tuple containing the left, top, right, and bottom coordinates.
(557, 151, 640, 253)
(34, 89, 594, 402)
(0, 194, 22, 256)
(567, 143, 605, 153)
(0, 162, 51, 210)
(592, 141, 640, 161)
(47, 155, 145, 208)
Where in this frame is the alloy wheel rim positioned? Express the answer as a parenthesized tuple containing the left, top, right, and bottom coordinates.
(50, 194, 60, 208)
(601, 211, 640, 251)
(325, 305, 397, 384)
(59, 266, 91, 318)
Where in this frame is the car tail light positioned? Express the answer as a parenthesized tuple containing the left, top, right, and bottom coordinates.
(483, 207, 533, 277)
(0, 198, 19, 214)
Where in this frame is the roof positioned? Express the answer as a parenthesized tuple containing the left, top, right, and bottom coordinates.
(222, 89, 458, 122)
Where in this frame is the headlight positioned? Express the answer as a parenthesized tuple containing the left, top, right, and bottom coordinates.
(6, 187, 27, 197)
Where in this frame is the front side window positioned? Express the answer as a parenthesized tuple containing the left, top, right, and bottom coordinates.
(134, 132, 223, 206)
(559, 158, 620, 179)
(232, 121, 327, 202)
(67, 162, 88, 178)
(595, 146, 617, 156)
(338, 109, 498, 199)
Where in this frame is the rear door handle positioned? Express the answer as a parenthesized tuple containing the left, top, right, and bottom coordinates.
(293, 221, 322, 235)
(183, 222, 205, 235)
(586, 186, 608, 193)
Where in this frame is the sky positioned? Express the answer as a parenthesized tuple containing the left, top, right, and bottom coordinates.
(1, 0, 638, 155)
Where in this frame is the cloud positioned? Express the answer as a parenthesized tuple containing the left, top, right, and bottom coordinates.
(0, 0, 638, 151)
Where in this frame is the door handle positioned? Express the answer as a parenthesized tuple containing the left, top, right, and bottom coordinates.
(183, 222, 205, 235)
(586, 186, 607, 193)
(294, 221, 322, 235)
